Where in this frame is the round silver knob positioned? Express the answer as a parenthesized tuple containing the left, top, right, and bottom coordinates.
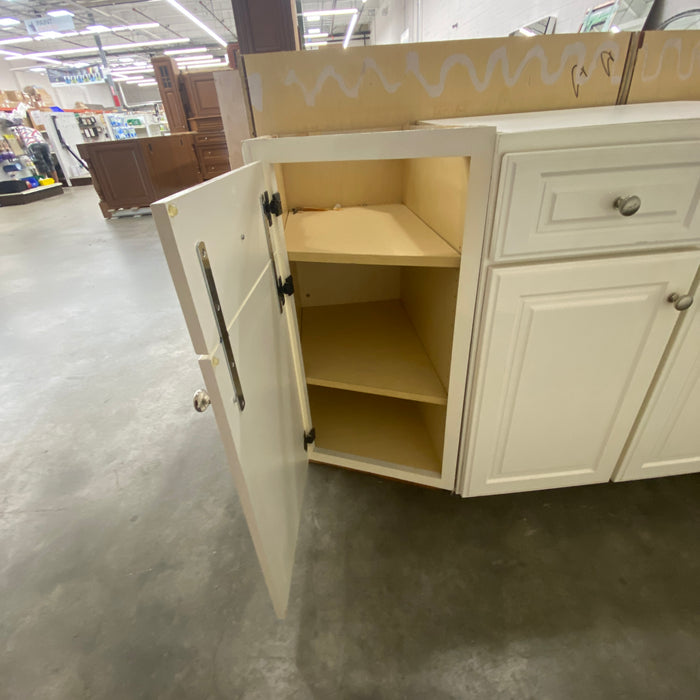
(193, 389, 211, 412)
(614, 195, 641, 217)
(667, 293, 694, 311)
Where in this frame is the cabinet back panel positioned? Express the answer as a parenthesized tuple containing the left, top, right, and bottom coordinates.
(402, 157, 469, 252)
(401, 267, 459, 390)
(280, 160, 403, 209)
(295, 262, 400, 308)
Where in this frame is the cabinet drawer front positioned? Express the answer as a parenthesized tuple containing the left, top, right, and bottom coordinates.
(492, 141, 700, 260)
(195, 133, 225, 147)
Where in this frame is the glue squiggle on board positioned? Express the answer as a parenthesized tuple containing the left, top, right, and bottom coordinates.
(247, 39, 622, 112)
(638, 37, 700, 83)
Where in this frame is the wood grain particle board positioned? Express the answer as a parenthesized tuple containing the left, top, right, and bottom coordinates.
(284, 203, 461, 267)
(301, 299, 447, 405)
(308, 385, 443, 474)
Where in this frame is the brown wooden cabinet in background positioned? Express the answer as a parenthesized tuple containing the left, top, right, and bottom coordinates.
(231, 0, 299, 53)
(78, 133, 202, 218)
(152, 56, 188, 134)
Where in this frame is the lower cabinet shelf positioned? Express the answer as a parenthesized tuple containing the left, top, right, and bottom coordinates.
(308, 385, 444, 475)
(301, 299, 447, 405)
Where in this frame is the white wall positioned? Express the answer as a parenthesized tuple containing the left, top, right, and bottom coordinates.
(373, 0, 596, 44)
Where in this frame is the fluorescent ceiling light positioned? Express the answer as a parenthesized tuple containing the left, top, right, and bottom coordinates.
(302, 9, 357, 17)
(307, 28, 322, 34)
(304, 32, 328, 39)
(518, 27, 536, 36)
(47, 10, 74, 18)
(137, 81, 157, 87)
(610, 25, 621, 33)
(29, 67, 45, 72)
(0, 18, 20, 27)
(164, 0, 227, 47)
(164, 47, 208, 55)
(125, 78, 146, 83)
(176, 54, 214, 63)
(85, 25, 110, 33)
(0, 37, 33, 45)
(342, 12, 359, 48)
(305, 41, 327, 47)
(5, 38, 190, 59)
(306, 15, 321, 22)
(179, 60, 228, 69)
(38, 31, 63, 39)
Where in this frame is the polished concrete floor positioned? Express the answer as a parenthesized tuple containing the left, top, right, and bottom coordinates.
(1, 186, 699, 699)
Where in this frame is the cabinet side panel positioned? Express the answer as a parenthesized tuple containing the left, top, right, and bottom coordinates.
(280, 160, 403, 209)
(402, 157, 469, 252)
(420, 403, 447, 464)
(401, 267, 459, 390)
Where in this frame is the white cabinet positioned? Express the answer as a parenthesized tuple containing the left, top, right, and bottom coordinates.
(463, 252, 700, 497)
(153, 128, 495, 617)
(614, 275, 700, 481)
(151, 104, 700, 617)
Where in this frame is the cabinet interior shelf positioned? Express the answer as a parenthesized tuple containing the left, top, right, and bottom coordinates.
(301, 299, 447, 405)
(284, 203, 460, 267)
(308, 386, 443, 474)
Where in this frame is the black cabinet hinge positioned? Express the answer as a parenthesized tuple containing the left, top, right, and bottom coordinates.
(263, 191, 283, 226)
(278, 274, 294, 297)
(304, 428, 316, 451)
(276, 274, 294, 308)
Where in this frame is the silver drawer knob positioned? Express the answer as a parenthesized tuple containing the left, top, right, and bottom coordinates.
(193, 389, 211, 412)
(614, 195, 641, 216)
(668, 293, 694, 311)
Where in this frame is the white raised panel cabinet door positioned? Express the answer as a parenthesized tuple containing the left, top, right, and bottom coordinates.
(464, 252, 700, 497)
(152, 163, 309, 619)
(614, 275, 700, 481)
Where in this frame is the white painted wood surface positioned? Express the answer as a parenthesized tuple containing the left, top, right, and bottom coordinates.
(614, 271, 700, 481)
(152, 166, 308, 619)
(492, 141, 700, 260)
(463, 252, 700, 497)
(245, 126, 496, 492)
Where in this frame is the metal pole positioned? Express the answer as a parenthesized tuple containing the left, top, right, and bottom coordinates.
(93, 32, 120, 108)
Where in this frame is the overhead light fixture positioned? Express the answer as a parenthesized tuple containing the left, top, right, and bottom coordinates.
(0, 37, 33, 46)
(306, 15, 321, 22)
(85, 25, 110, 33)
(342, 12, 359, 48)
(178, 59, 228, 69)
(518, 27, 536, 37)
(305, 41, 328, 48)
(610, 25, 621, 33)
(125, 78, 147, 83)
(137, 81, 157, 87)
(307, 28, 322, 34)
(302, 9, 357, 17)
(37, 31, 63, 39)
(164, 0, 227, 47)
(29, 67, 46, 72)
(304, 32, 328, 39)
(112, 66, 155, 74)
(5, 38, 190, 59)
(47, 10, 74, 18)
(176, 54, 214, 63)
(0, 18, 20, 27)
(164, 47, 208, 55)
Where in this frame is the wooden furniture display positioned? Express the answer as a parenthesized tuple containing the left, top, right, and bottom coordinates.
(231, 0, 299, 54)
(181, 71, 229, 180)
(151, 56, 188, 133)
(152, 56, 235, 180)
(78, 133, 201, 218)
(152, 102, 700, 618)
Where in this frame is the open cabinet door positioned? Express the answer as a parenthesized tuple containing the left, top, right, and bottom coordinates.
(152, 162, 308, 618)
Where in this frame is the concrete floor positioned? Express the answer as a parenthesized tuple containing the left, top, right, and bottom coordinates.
(1, 186, 699, 699)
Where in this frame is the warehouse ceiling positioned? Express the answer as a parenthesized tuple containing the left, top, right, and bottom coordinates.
(0, 1, 375, 78)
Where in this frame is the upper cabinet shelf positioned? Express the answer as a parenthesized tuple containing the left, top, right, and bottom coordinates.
(284, 204, 461, 267)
